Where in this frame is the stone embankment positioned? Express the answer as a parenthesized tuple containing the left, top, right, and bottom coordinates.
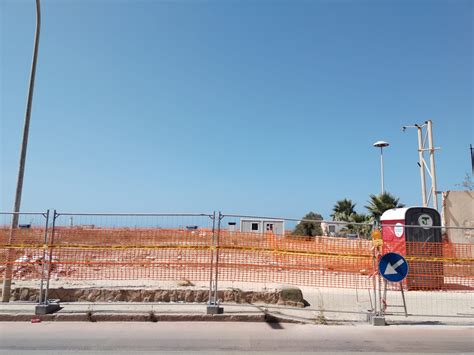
(8, 286, 307, 307)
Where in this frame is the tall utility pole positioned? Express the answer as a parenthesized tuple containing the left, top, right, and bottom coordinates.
(402, 120, 440, 211)
(2, 0, 41, 302)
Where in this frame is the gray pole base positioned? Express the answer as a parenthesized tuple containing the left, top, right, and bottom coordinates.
(367, 312, 386, 326)
(206, 305, 224, 315)
(1, 278, 12, 302)
(371, 316, 386, 326)
(35, 302, 62, 315)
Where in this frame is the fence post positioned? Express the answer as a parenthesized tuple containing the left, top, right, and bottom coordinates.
(207, 211, 216, 307)
(38, 209, 50, 304)
(207, 211, 223, 314)
(44, 210, 56, 303)
(371, 222, 386, 326)
(35, 209, 61, 314)
(213, 212, 222, 306)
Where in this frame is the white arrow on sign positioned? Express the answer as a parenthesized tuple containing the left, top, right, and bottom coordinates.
(384, 258, 405, 275)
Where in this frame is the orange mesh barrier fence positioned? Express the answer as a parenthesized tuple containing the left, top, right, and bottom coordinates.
(1, 225, 473, 291)
(382, 239, 473, 290)
(404, 241, 474, 291)
(48, 227, 214, 281)
(0, 226, 47, 280)
(217, 231, 374, 289)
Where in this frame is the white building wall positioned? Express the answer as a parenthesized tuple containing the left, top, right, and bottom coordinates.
(442, 190, 474, 244)
(240, 219, 285, 236)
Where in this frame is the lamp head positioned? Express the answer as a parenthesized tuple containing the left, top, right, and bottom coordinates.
(373, 140, 390, 148)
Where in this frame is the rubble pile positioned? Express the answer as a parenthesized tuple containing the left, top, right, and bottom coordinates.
(0, 252, 76, 281)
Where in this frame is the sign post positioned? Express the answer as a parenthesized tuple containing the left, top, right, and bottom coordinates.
(379, 252, 409, 283)
(378, 252, 409, 319)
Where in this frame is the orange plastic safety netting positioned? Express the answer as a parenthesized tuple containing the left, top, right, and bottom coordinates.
(1, 227, 473, 291)
(0, 227, 46, 280)
(216, 231, 374, 289)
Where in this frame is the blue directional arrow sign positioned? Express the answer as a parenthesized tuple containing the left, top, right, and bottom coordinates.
(379, 252, 409, 282)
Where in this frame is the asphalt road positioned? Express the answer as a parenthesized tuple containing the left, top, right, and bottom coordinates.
(0, 322, 472, 354)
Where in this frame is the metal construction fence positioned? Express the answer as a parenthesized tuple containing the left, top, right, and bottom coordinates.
(1, 210, 473, 319)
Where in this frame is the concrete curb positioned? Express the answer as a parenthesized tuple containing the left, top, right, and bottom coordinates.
(0, 312, 304, 323)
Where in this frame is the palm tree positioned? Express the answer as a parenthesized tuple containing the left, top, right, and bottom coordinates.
(331, 199, 356, 221)
(348, 213, 372, 238)
(365, 193, 405, 221)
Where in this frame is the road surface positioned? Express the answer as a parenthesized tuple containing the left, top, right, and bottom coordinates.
(0, 322, 472, 354)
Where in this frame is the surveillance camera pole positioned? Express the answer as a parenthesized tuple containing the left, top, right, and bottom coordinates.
(2, 0, 41, 302)
(416, 126, 428, 207)
(402, 120, 439, 210)
(426, 120, 438, 210)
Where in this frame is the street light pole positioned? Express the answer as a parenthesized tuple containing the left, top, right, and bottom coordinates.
(380, 147, 385, 194)
(373, 141, 389, 194)
(2, 0, 41, 302)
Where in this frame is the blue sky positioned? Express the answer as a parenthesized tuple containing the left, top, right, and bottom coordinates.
(1, 0, 472, 219)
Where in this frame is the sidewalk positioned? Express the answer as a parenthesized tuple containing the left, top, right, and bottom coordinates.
(0, 300, 472, 325)
(1, 281, 473, 325)
(0, 302, 311, 323)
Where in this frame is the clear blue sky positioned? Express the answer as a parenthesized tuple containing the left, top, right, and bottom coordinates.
(1, 0, 472, 219)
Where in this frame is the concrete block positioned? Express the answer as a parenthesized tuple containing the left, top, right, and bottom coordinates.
(371, 316, 386, 326)
(35, 303, 62, 315)
(206, 305, 224, 314)
(279, 287, 304, 303)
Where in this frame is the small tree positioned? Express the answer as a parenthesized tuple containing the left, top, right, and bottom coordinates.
(455, 173, 473, 191)
(365, 192, 405, 222)
(293, 212, 323, 237)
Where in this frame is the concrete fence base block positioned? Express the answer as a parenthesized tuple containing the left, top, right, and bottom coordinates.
(371, 316, 386, 326)
(206, 305, 224, 315)
(35, 302, 62, 315)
